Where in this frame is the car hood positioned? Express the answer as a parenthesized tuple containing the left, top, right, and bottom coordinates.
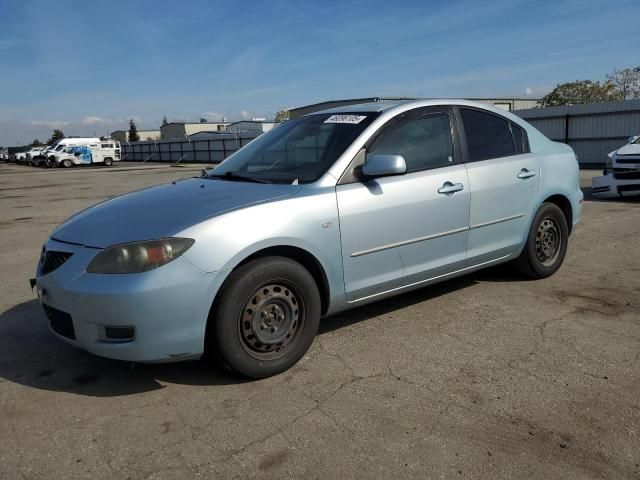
(615, 143, 640, 156)
(52, 177, 300, 248)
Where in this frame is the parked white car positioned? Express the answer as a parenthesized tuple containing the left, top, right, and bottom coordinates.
(592, 135, 640, 198)
(26, 147, 44, 165)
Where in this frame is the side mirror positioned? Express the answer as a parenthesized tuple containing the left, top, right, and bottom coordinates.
(362, 154, 407, 178)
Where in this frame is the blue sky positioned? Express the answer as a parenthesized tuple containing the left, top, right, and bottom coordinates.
(1, 0, 639, 146)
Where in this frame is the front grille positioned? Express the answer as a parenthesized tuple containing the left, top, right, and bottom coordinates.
(42, 304, 75, 340)
(613, 169, 640, 180)
(616, 157, 640, 165)
(41, 251, 73, 275)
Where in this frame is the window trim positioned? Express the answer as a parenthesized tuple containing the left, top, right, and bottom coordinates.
(453, 105, 530, 164)
(337, 105, 462, 184)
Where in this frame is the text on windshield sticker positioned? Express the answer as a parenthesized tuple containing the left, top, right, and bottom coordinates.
(324, 115, 367, 124)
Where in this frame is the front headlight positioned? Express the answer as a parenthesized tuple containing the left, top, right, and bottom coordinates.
(603, 157, 613, 175)
(86, 238, 195, 274)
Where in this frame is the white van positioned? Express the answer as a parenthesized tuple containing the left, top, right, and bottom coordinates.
(44, 138, 102, 161)
(52, 141, 121, 167)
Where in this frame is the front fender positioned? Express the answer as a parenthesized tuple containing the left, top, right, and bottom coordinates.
(180, 188, 347, 311)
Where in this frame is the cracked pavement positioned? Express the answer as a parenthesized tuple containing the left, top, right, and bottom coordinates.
(0, 164, 639, 479)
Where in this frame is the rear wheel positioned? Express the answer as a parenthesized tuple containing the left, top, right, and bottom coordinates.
(514, 203, 568, 279)
(104, 157, 113, 166)
(208, 256, 321, 378)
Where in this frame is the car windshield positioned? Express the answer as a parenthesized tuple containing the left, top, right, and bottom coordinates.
(209, 112, 379, 184)
(632, 136, 640, 144)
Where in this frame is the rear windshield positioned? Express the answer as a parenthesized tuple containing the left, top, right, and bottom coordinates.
(211, 112, 379, 184)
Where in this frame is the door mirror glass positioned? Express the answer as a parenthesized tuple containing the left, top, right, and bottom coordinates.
(362, 154, 407, 178)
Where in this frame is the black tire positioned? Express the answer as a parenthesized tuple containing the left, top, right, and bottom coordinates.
(104, 157, 113, 166)
(62, 159, 73, 168)
(208, 256, 321, 379)
(514, 203, 569, 279)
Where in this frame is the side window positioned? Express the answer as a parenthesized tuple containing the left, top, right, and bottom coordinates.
(368, 111, 454, 173)
(460, 108, 515, 161)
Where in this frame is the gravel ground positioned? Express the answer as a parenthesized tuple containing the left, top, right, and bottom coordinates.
(0, 162, 638, 479)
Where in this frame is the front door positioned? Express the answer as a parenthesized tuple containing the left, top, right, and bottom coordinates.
(336, 106, 470, 302)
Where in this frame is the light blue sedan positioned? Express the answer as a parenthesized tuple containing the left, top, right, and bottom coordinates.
(33, 100, 582, 378)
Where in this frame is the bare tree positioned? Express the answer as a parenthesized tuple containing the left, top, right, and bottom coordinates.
(606, 67, 640, 99)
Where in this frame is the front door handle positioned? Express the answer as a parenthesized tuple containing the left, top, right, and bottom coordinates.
(438, 182, 464, 195)
(517, 168, 537, 179)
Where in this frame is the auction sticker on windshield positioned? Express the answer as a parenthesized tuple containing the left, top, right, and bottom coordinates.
(324, 115, 367, 124)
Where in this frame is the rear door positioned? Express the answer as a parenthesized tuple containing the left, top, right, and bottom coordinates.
(336, 106, 470, 301)
(455, 106, 539, 264)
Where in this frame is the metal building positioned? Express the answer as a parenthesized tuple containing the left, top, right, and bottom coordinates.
(514, 99, 640, 167)
(110, 129, 161, 142)
(160, 122, 232, 140)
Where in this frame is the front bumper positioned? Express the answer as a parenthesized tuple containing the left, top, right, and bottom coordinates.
(592, 172, 640, 198)
(34, 238, 219, 362)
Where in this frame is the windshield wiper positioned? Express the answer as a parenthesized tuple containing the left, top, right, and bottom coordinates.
(206, 171, 272, 184)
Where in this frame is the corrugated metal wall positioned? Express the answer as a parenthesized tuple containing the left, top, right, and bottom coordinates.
(121, 133, 259, 163)
(514, 99, 640, 167)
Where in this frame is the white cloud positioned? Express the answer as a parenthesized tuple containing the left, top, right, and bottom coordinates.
(82, 116, 113, 126)
(524, 85, 552, 97)
(202, 111, 222, 121)
(30, 120, 70, 129)
(239, 110, 251, 120)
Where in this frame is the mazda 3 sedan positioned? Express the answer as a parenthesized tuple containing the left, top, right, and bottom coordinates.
(33, 100, 582, 378)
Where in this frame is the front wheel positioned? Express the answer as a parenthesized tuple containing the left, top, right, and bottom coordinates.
(104, 157, 113, 166)
(208, 257, 321, 378)
(514, 203, 569, 279)
(61, 159, 73, 168)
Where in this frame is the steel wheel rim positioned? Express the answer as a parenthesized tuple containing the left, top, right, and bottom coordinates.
(238, 283, 304, 361)
(535, 216, 561, 266)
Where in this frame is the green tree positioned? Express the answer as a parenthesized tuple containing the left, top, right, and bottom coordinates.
(540, 80, 622, 107)
(31, 139, 43, 147)
(274, 109, 290, 124)
(199, 117, 207, 123)
(128, 118, 140, 142)
(161, 115, 169, 127)
(47, 129, 65, 145)
(606, 67, 640, 99)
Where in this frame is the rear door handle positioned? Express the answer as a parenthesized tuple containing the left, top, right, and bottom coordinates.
(438, 182, 464, 195)
(517, 168, 536, 179)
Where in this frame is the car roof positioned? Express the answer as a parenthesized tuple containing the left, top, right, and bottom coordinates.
(312, 98, 530, 127)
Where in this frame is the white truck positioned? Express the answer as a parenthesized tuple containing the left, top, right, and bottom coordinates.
(592, 135, 640, 198)
(51, 141, 121, 167)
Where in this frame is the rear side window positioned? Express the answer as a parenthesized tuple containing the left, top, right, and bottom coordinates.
(510, 123, 527, 154)
(460, 108, 514, 161)
(368, 110, 454, 173)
